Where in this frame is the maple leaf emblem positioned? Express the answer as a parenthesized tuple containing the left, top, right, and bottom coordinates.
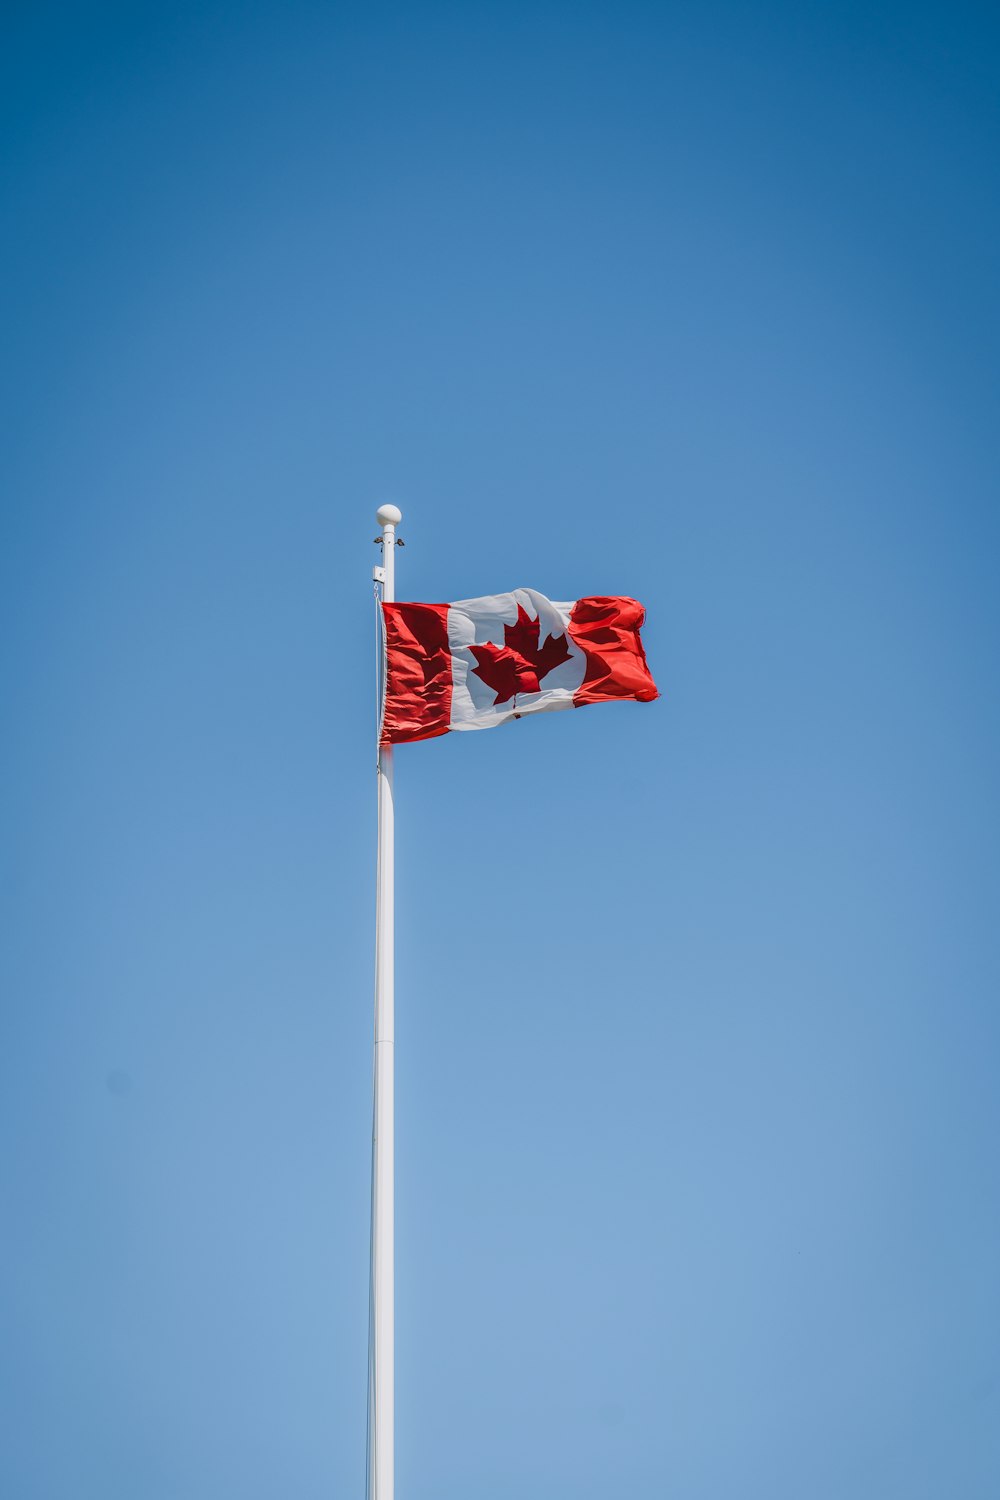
(469, 604, 572, 704)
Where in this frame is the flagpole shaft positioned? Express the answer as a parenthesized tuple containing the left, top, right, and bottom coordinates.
(371, 505, 399, 1500)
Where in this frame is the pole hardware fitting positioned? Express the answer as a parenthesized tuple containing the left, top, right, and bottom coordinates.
(373, 566, 386, 584)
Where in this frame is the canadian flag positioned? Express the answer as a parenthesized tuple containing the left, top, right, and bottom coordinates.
(380, 588, 658, 745)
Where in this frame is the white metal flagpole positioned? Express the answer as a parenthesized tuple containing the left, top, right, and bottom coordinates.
(369, 502, 401, 1500)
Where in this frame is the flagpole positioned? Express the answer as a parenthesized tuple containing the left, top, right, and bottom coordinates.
(370, 502, 400, 1500)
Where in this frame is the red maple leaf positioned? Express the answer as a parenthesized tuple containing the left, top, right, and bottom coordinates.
(469, 604, 572, 704)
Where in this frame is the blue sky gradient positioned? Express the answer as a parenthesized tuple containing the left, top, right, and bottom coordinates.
(2, 3, 999, 1496)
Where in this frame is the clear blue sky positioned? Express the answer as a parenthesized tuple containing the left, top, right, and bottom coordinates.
(2, 3, 999, 1496)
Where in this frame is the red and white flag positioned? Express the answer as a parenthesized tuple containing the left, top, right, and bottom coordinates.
(380, 587, 658, 745)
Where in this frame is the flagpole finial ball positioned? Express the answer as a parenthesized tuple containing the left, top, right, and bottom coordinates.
(376, 504, 403, 528)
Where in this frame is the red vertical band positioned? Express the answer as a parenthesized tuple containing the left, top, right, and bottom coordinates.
(569, 596, 659, 706)
(380, 602, 453, 745)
